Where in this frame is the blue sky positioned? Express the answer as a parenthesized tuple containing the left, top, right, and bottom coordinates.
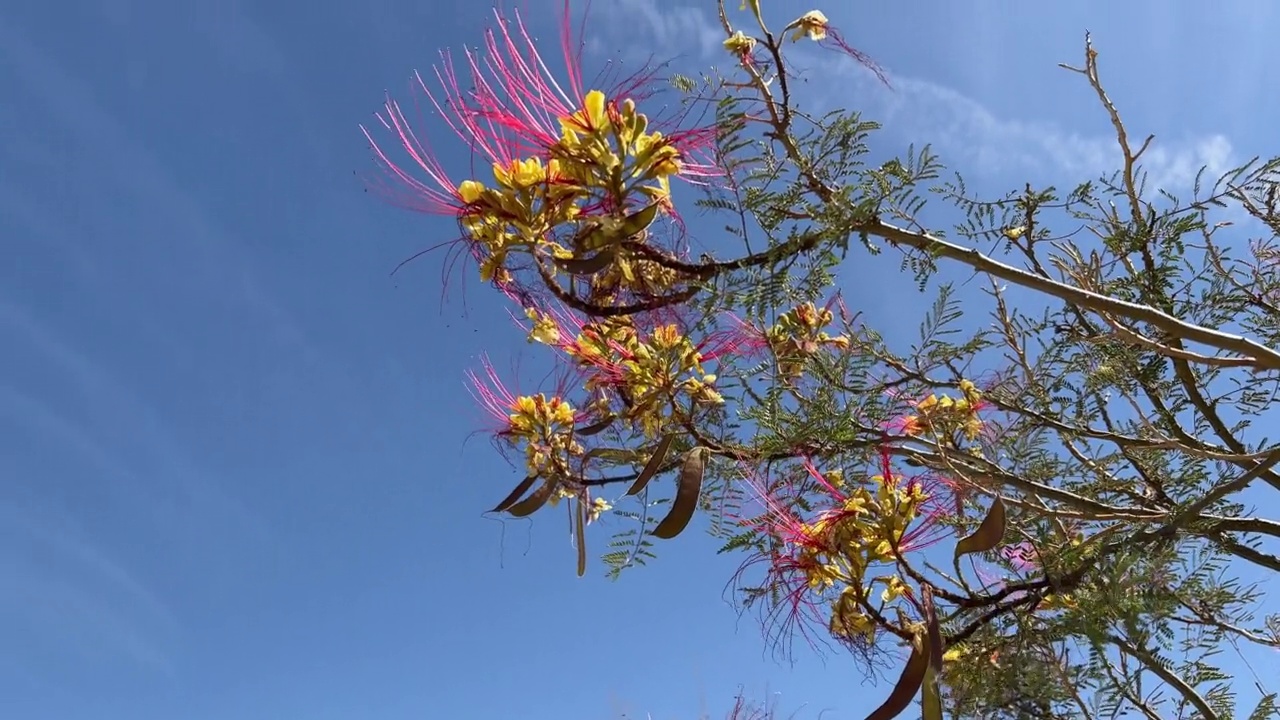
(1, 0, 1276, 718)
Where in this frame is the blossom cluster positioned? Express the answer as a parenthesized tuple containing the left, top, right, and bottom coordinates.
(898, 379, 986, 441)
(362, 1, 906, 578)
(363, 2, 725, 312)
(741, 450, 955, 648)
(724, 375, 1082, 655)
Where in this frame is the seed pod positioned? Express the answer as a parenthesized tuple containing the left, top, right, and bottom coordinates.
(489, 475, 537, 513)
(555, 248, 616, 276)
(651, 446, 707, 539)
(627, 434, 674, 496)
(575, 414, 615, 437)
(863, 642, 928, 720)
(507, 479, 556, 517)
(575, 498, 588, 577)
(954, 496, 1007, 559)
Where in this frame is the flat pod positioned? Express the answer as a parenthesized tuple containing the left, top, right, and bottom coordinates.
(575, 498, 588, 577)
(627, 434, 675, 496)
(507, 479, 557, 517)
(575, 414, 616, 436)
(954, 496, 1007, 559)
(863, 643, 928, 720)
(490, 475, 538, 513)
(651, 446, 706, 539)
(554, 248, 616, 276)
(616, 201, 660, 238)
(920, 587, 944, 720)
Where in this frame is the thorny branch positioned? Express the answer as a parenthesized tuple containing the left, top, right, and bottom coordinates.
(696, 12, 1280, 719)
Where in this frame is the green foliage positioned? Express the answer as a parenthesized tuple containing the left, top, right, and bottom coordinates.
(377, 4, 1280, 718)
(629, 22, 1280, 719)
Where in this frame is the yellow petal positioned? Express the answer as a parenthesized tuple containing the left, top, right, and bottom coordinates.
(458, 180, 485, 204)
(583, 90, 608, 130)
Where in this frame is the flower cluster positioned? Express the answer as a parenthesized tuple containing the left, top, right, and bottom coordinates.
(363, 3, 719, 308)
(462, 300, 752, 577)
(522, 303, 742, 438)
(738, 449, 956, 649)
(468, 357, 588, 487)
(723, 6, 890, 86)
(899, 379, 986, 441)
(458, 90, 701, 294)
(759, 300, 852, 382)
(364, 1, 893, 577)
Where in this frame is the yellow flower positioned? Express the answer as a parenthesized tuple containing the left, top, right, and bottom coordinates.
(547, 398, 575, 426)
(562, 89, 610, 134)
(963, 416, 983, 440)
(478, 254, 503, 283)
(805, 560, 842, 591)
(830, 587, 876, 642)
(880, 575, 909, 603)
(723, 31, 757, 55)
(900, 415, 924, 435)
(548, 485, 577, 507)
(824, 334, 850, 350)
(790, 10, 829, 42)
(638, 176, 672, 211)
(508, 394, 575, 435)
(632, 133, 682, 180)
(493, 157, 552, 189)
(582, 89, 607, 128)
(649, 324, 682, 349)
(1040, 594, 1078, 611)
(587, 497, 612, 523)
(869, 539, 895, 562)
(841, 493, 867, 515)
(457, 180, 485, 204)
(902, 482, 929, 505)
(525, 308, 561, 345)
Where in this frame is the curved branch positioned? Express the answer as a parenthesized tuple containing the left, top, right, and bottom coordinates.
(1107, 634, 1220, 720)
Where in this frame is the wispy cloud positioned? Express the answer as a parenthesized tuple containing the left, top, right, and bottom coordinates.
(0, 16, 332, 377)
(584, 0, 727, 62)
(0, 299, 268, 540)
(0, 497, 179, 675)
(0, 491, 183, 666)
(811, 54, 1237, 193)
(594, 0, 1238, 194)
(0, 295, 282, 677)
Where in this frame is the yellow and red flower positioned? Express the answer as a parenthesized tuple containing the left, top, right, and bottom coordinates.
(733, 448, 956, 650)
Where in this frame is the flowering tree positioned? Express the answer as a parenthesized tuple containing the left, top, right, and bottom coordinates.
(362, 1, 1280, 718)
